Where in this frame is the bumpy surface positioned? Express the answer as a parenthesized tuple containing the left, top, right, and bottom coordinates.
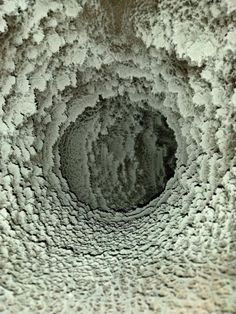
(0, 0, 236, 313)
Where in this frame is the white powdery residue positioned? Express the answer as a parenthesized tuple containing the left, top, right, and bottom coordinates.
(0, 95, 5, 116)
(56, 73, 71, 91)
(12, 92, 36, 117)
(30, 74, 48, 92)
(211, 86, 228, 108)
(224, 29, 236, 53)
(1, 75, 16, 96)
(177, 91, 195, 118)
(8, 163, 21, 184)
(1, 142, 12, 161)
(231, 89, 236, 107)
(16, 75, 30, 93)
(200, 120, 219, 152)
(47, 33, 65, 54)
(186, 37, 217, 65)
(63, 0, 82, 18)
(189, 77, 212, 108)
(26, 46, 41, 60)
(151, 75, 167, 94)
(32, 30, 45, 44)
(208, 154, 222, 190)
(201, 67, 214, 82)
(64, 45, 88, 66)
(215, 129, 228, 154)
(173, 22, 218, 64)
(224, 0, 236, 13)
(1, 0, 17, 14)
(172, 21, 193, 58)
(0, 121, 9, 136)
(192, 92, 211, 107)
(198, 154, 209, 183)
(28, 0, 63, 31)
(231, 89, 236, 133)
(151, 17, 172, 52)
(0, 15, 7, 33)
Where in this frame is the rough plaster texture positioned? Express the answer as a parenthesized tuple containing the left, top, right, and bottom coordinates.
(0, 0, 236, 313)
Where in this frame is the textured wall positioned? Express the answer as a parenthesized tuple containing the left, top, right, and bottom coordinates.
(0, 0, 236, 313)
(59, 96, 177, 211)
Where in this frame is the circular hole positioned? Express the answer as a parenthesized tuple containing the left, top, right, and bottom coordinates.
(59, 96, 177, 212)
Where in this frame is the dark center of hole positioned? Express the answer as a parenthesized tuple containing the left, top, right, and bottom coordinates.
(59, 96, 177, 212)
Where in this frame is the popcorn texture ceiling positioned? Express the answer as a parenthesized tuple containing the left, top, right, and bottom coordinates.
(0, 0, 236, 313)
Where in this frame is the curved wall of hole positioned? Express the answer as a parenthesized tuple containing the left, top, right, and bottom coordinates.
(0, 1, 236, 313)
(59, 96, 177, 212)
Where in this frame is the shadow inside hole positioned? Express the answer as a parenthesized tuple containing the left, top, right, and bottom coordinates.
(59, 96, 177, 212)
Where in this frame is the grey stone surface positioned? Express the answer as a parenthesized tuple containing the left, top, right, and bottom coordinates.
(0, 0, 235, 313)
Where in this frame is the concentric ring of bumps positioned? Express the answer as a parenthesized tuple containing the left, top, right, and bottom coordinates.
(0, 0, 236, 313)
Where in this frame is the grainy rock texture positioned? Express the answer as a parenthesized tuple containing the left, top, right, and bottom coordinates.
(0, 0, 236, 313)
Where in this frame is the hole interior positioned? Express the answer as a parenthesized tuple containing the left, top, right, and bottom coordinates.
(59, 96, 177, 212)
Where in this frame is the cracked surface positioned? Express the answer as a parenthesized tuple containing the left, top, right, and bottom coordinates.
(0, 0, 236, 313)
